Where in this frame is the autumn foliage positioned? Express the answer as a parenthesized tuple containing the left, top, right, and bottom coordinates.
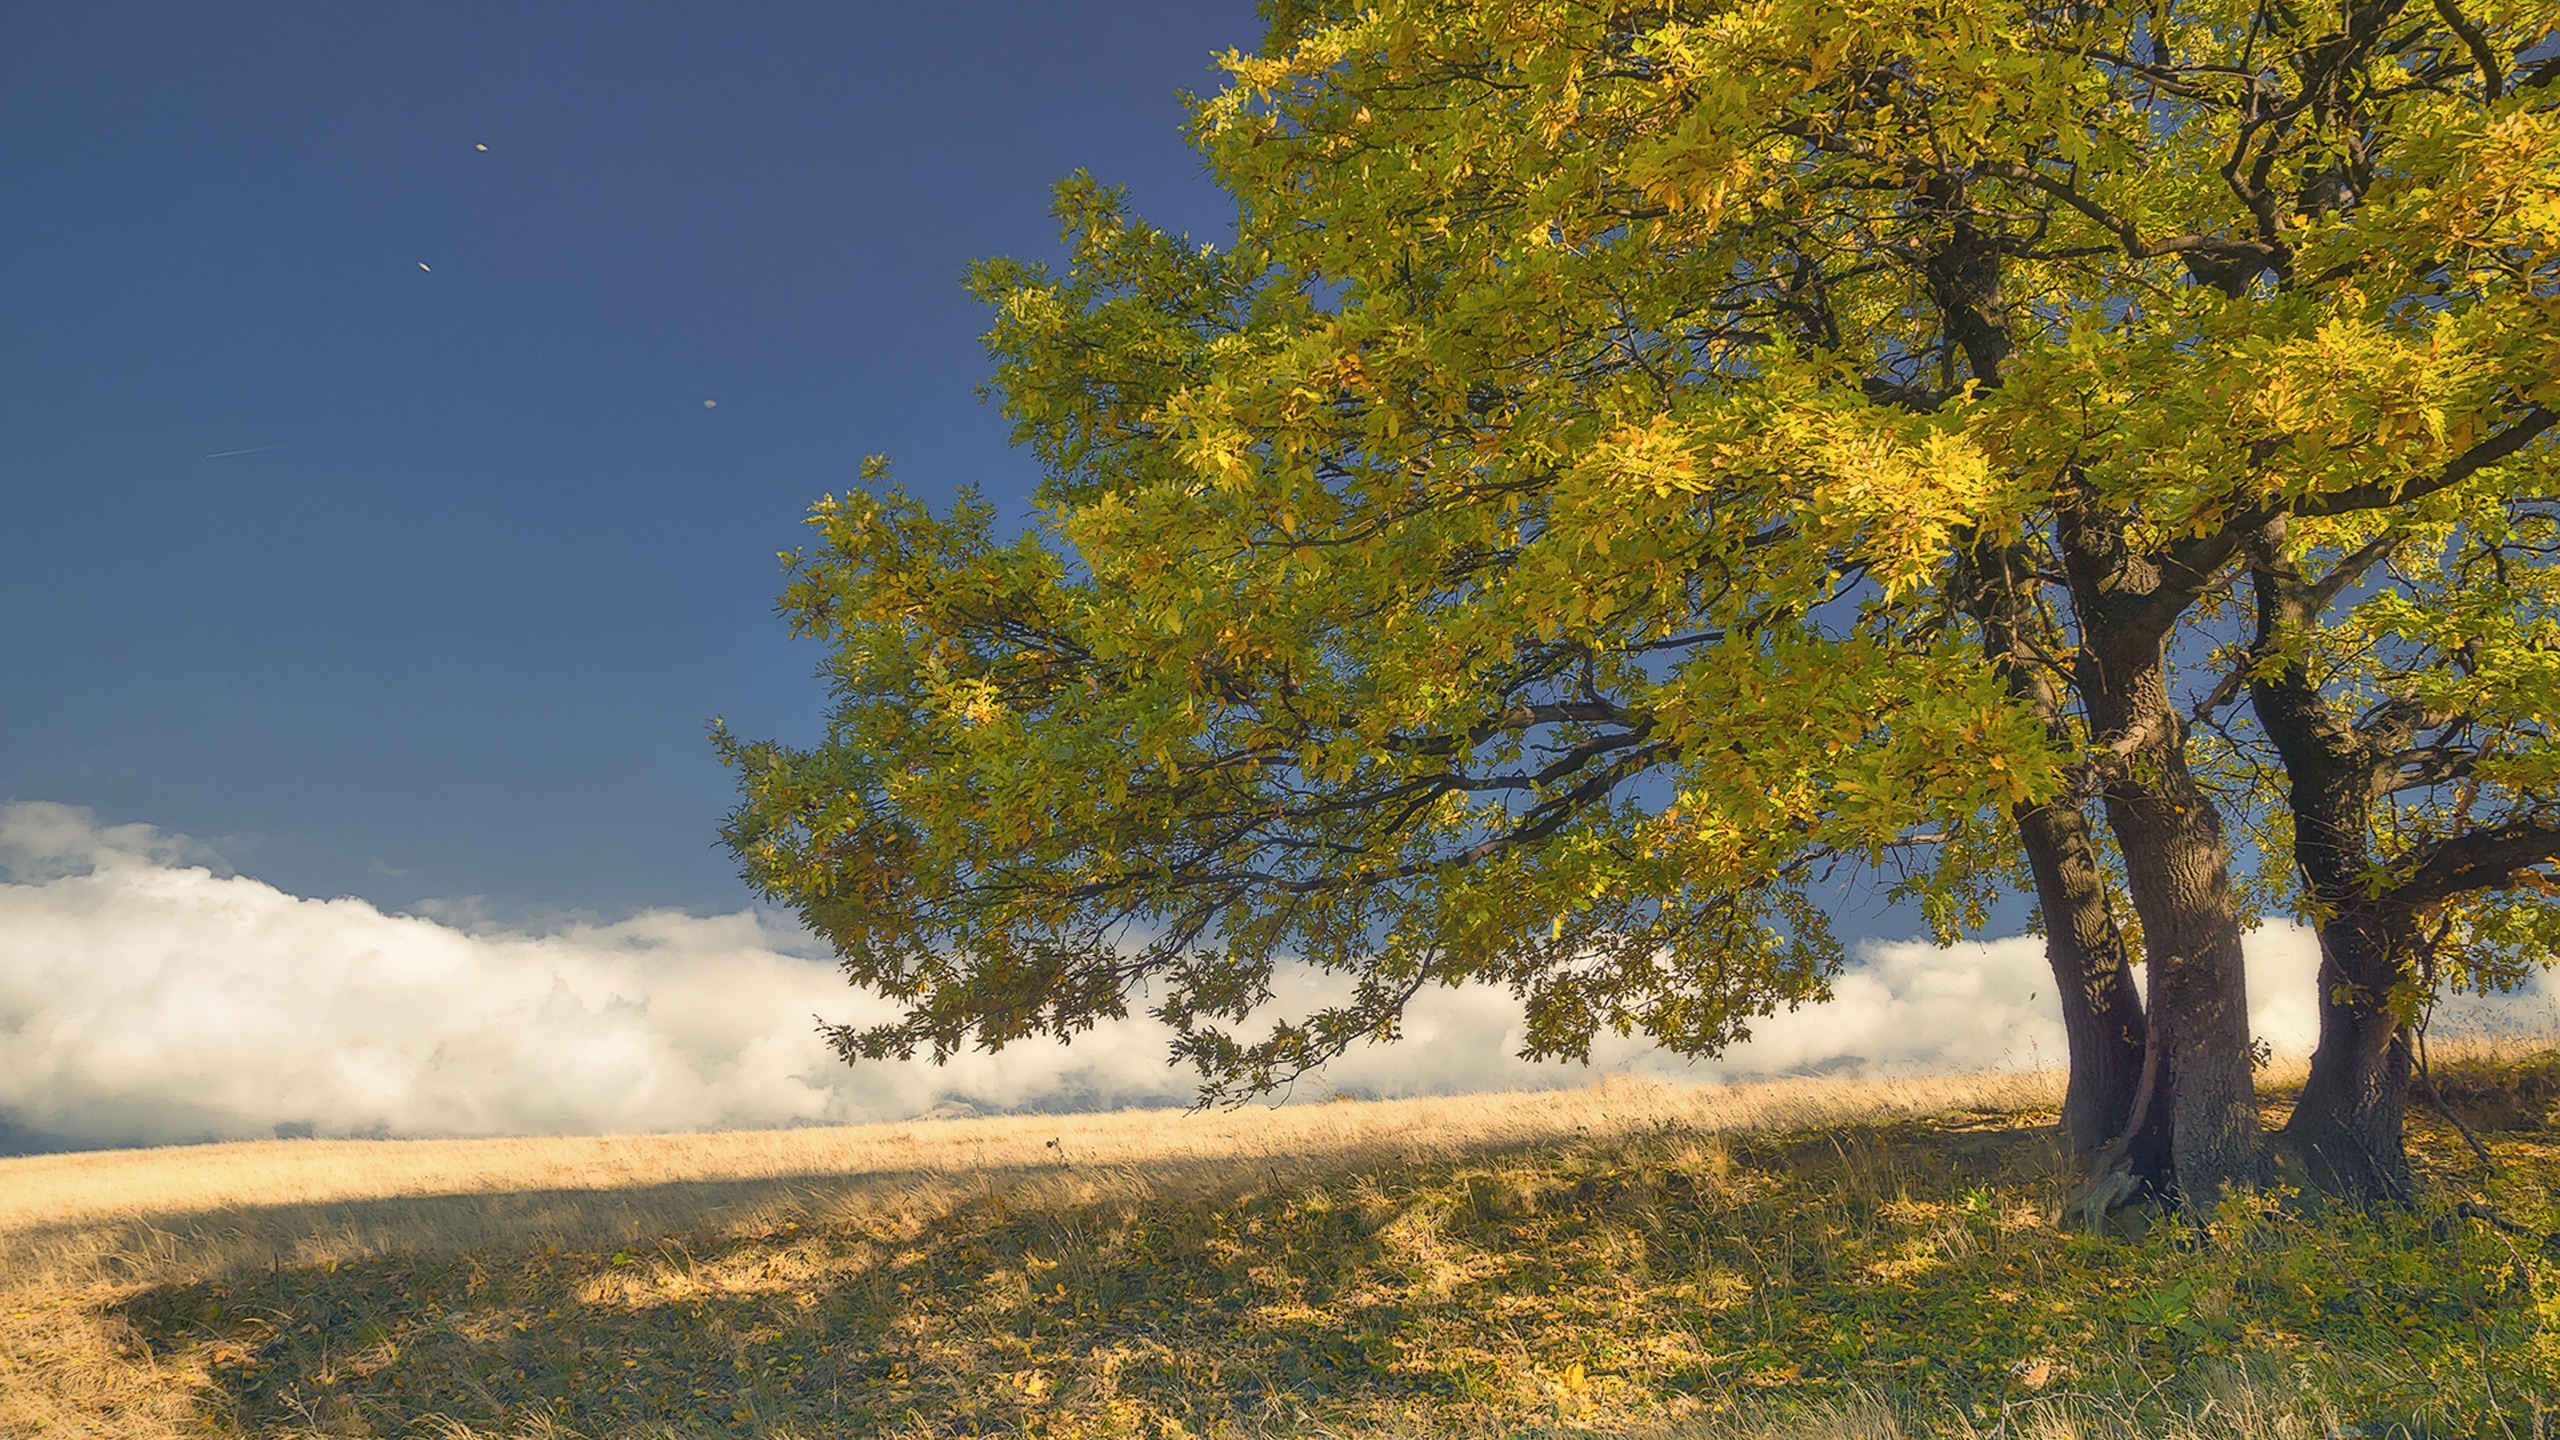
(719, 0, 2560, 1204)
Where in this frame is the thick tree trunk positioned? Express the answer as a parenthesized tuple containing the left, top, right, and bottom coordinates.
(2284, 910, 2418, 1200)
(2063, 507, 2261, 1204)
(2100, 757, 2260, 1201)
(2249, 526, 2418, 1201)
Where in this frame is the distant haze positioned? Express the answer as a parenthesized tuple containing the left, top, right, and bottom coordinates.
(2, 801, 2549, 1154)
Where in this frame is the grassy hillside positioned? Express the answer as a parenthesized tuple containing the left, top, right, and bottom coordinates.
(4, 1057, 2555, 1440)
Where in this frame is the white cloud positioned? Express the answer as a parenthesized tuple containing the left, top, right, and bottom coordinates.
(1315, 925, 2333, 1101)
(0, 802, 2550, 1150)
(0, 804, 1190, 1149)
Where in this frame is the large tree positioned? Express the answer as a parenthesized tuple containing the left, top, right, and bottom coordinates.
(721, 0, 2560, 1205)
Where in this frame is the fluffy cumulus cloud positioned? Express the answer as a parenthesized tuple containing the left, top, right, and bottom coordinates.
(2, 802, 2551, 1152)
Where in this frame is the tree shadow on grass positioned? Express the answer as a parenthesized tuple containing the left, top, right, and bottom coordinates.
(99, 1121, 2091, 1438)
(98, 1108, 2555, 1440)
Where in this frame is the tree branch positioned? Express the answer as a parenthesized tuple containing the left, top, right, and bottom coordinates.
(2386, 821, 2560, 910)
(2293, 406, 2560, 518)
(2432, 0, 2505, 99)
(2124, 407, 2557, 650)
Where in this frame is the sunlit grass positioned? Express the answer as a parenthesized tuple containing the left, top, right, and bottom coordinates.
(4, 1052, 2554, 1439)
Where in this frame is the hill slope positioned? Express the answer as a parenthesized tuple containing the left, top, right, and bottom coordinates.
(4, 1062, 2554, 1439)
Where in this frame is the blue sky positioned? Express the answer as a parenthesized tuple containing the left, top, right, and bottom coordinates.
(9, 7, 2556, 1153)
(0, 2, 2142, 1152)
(3, 2, 1260, 917)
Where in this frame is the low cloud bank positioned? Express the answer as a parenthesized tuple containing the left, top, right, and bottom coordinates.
(2, 802, 2551, 1152)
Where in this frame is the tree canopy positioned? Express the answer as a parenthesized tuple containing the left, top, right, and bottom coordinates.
(721, 0, 2560, 1200)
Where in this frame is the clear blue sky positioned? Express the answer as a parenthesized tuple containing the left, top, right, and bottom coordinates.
(2, 2, 1262, 917)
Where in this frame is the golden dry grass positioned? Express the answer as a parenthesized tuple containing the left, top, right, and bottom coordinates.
(1, 1070, 2070, 1263)
(6, 1051, 2552, 1440)
(2, 1070, 2062, 1438)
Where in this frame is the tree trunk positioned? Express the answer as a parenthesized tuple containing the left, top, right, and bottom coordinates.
(1961, 539, 2150, 1155)
(2015, 797, 2152, 1154)
(2100, 756, 2261, 1201)
(2063, 506, 2261, 1204)
(2248, 525, 2418, 1201)
(2283, 910, 2418, 1200)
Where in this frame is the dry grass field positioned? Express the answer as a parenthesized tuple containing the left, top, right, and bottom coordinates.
(3, 1055, 2555, 1440)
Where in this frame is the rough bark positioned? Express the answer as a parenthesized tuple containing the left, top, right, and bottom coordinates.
(1960, 540, 2149, 1155)
(2017, 797, 2155, 1154)
(2283, 909, 2419, 1200)
(2249, 528, 2421, 1201)
(2099, 756, 2261, 1201)
(2062, 505, 2261, 1203)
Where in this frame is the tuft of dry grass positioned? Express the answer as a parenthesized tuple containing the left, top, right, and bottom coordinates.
(4, 1060, 2555, 1440)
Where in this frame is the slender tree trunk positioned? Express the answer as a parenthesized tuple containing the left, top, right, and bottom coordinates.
(2249, 525, 2418, 1200)
(2014, 796, 2153, 1154)
(1960, 538, 2150, 1155)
